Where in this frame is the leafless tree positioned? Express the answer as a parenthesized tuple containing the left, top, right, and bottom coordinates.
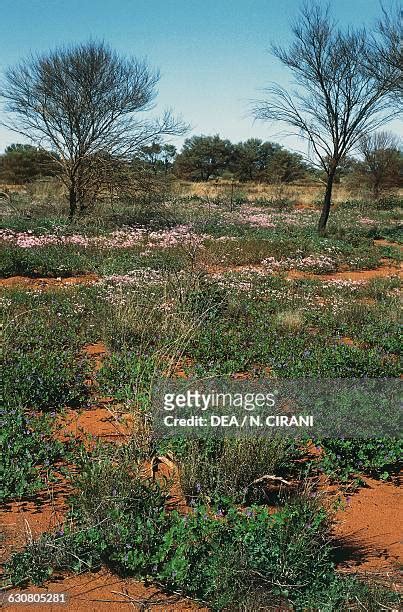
(253, 3, 400, 233)
(0, 41, 187, 216)
(374, 3, 402, 73)
(358, 131, 402, 198)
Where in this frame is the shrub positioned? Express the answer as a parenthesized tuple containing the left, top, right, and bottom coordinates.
(0, 406, 73, 501)
(171, 437, 303, 504)
(316, 437, 402, 483)
(3, 349, 89, 410)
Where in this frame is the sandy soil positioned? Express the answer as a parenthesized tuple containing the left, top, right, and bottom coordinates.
(287, 263, 402, 281)
(0, 275, 99, 290)
(0, 482, 70, 562)
(0, 569, 206, 611)
(1, 260, 402, 608)
(333, 477, 402, 577)
(374, 239, 403, 250)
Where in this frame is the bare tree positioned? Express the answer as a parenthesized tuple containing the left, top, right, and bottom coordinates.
(253, 3, 400, 233)
(357, 131, 402, 198)
(375, 3, 402, 73)
(0, 41, 187, 216)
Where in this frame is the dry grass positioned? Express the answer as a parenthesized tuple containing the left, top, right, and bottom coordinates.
(176, 179, 403, 205)
(2, 178, 402, 208)
(274, 309, 305, 332)
(175, 179, 355, 204)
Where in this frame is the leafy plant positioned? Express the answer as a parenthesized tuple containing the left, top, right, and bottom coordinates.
(3, 349, 89, 410)
(315, 437, 402, 482)
(0, 406, 74, 501)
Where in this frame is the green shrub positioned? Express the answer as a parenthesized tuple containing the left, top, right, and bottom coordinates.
(316, 437, 402, 482)
(5, 452, 398, 610)
(3, 349, 89, 410)
(0, 406, 73, 501)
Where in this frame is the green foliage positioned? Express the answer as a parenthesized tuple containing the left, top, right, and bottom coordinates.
(0, 144, 56, 184)
(0, 406, 72, 501)
(3, 349, 89, 410)
(174, 134, 233, 181)
(174, 135, 308, 183)
(97, 352, 156, 406)
(0, 244, 90, 278)
(5, 452, 398, 610)
(375, 194, 403, 209)
(0, 243, 190, 278)
(316, 437, 402, 482)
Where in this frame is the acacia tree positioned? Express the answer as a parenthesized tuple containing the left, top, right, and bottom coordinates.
(174, 135, 233, 181)
(357, 131, 402, 198)
(0, 41, 186, 215)
(231, 139, 279, 181)
(253, 3, 399, 233)
(0, 143, 56, 184)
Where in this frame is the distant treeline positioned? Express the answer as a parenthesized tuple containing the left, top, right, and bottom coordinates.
(1, 135, 401, 197)
(0, 137, 309, 185)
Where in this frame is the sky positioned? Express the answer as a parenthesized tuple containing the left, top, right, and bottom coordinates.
(0, 0, 401, 154)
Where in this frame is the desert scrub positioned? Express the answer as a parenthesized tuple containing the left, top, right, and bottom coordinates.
(169, 437, 304, 504)
(4, 450, 399, 611)
(0, 405, 75, 501)
(98, 271, 207, 352)
(315, 437, 403, 483)
(3, 349, 89, 410)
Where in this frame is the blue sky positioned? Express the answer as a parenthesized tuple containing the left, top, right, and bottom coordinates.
(0, 0, 401, 153)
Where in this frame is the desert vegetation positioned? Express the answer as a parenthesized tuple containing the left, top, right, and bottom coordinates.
(0, 1, 401, 611)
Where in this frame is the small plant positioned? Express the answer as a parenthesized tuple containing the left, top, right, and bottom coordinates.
(3, 349, 89, 410)
(97, 352, 157, 407)
(172, 436, 303, 504)
(0, 405, 74, 501)
(315, 437, 402, 483)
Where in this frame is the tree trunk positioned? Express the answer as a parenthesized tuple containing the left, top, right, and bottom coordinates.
(69, 184, 77, 217)
(317, 169, 336, 235)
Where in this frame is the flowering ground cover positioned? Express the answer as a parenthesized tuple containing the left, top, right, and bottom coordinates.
(0, 195, 401, 610)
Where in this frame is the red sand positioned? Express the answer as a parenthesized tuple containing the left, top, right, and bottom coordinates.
(333, 477, 402, 576)
(0, 569, 205, 611)
(0, 275, 99, 290)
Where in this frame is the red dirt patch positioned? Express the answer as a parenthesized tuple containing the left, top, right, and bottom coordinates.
(374, 239, 403, 250)
(333, 477, 402, 576)
(0, 275, 99, 290)
(207, 261, 402, 282)
(0, 482, 70, 562)
(171, 356, 195, 379)
(0, 569, 206, 611)
(57, 406, 133, 445)
(287, 263, 402, 282)
(336, 336, 366, 349)
(57, 342, 132, 445)
(82, 341, 108, 374)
